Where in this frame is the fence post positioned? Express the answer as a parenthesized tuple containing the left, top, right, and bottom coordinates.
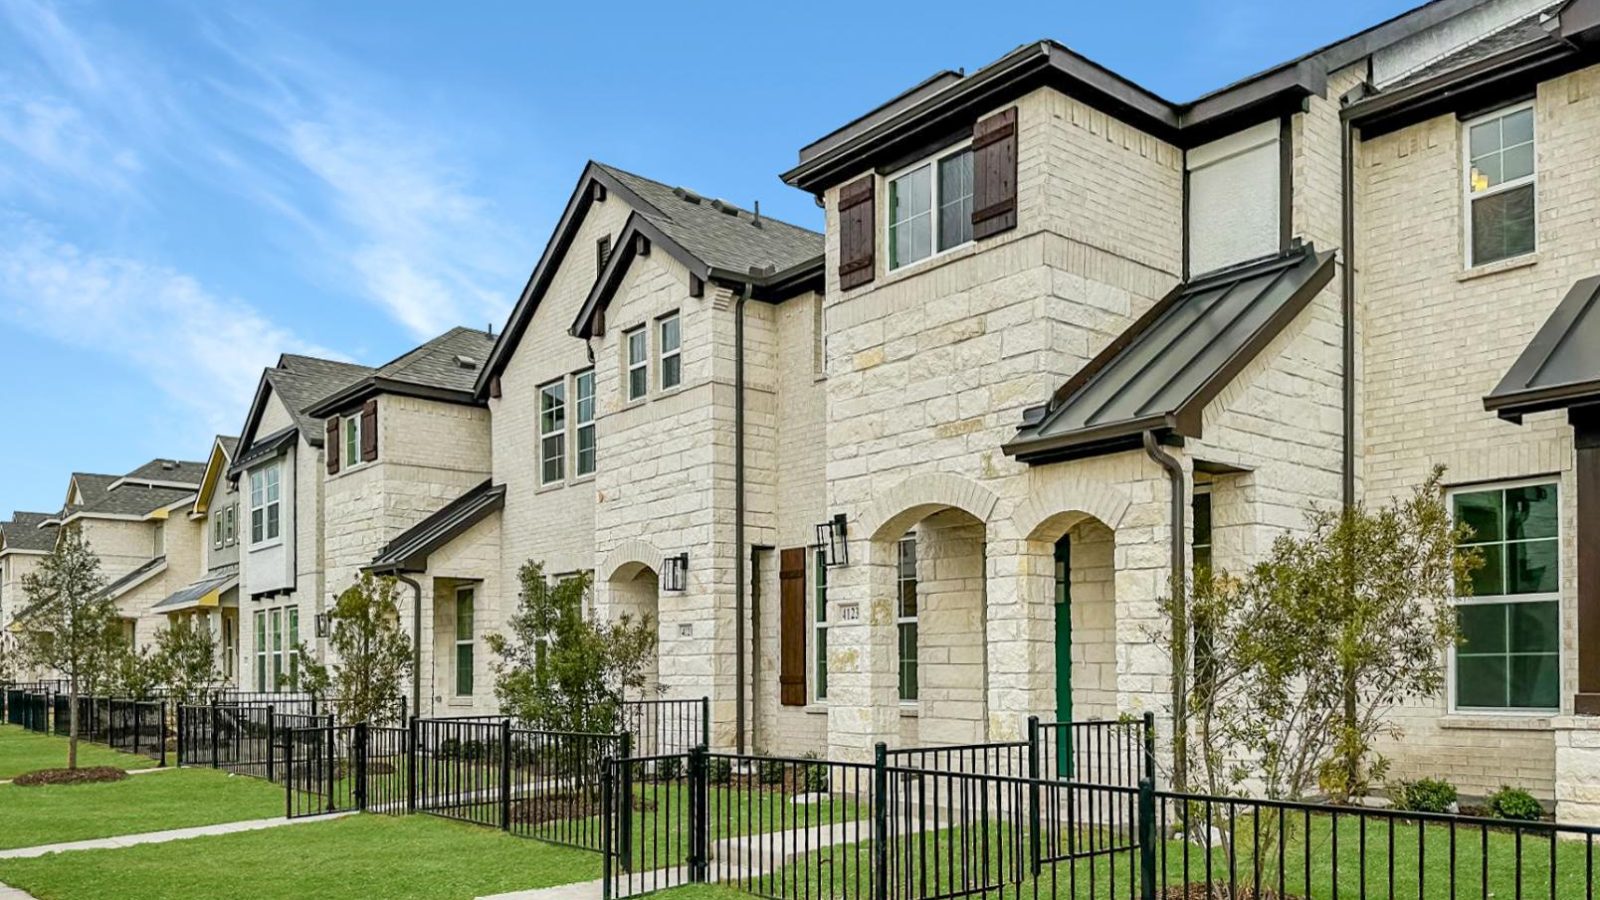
(499, 719, 512, 831)
(873, 742, 888, 900)
(700, 696, 710, 750)
(1138, 777, 1157, 900)
(285, 727, 294, 818)
(688, 744, 708, 882)
(1027, 715, 1041, 877)
(210, 702, 220, 769)
(356, 722, 370, 812)
(176, 704, 185, 767)
(601, 758, 615, 900)
(267, 704, 277, 782)
(619, 732, 634, 871)
(159, 701, 168, 768)
(325, 724, 336, 813)
(406, 715, 418, 814)
(1143, 711, 1157, 786)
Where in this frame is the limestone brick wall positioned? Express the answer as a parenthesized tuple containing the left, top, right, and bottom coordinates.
(84, 519, 159, 581)
(1355, 63, 1600, 800)
(1067, 519, 1117, 722)
(419, 513, 502, 715)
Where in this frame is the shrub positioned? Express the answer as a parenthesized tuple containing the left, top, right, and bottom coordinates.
(1485, 786, 1543, 821)
(709, 757, 733, 785)
(802, 752, 830, 794)
(437, 737, 461, 759)
(758, 756, 787, 786)
(1391, 777, 1457, 814)
(655, 756, 682, 782)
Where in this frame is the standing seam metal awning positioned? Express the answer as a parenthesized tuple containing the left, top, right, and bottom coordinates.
(1484, 275, 1600, 421)
(152, 568, 239, 612)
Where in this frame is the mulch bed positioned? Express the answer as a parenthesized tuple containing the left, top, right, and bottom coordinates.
(12, 766, 129, 787)
(1162, 886, 1305, 900)
(510, 790, 655, 826)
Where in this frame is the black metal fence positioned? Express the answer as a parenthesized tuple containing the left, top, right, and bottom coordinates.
(884, 714, 1153, 787)
(4, 689, 48, 731)
(176, 703, 332, 778)
(51, 695, 167, 763)
(622, 697, 709, 758)
(284, 723, 409, 818)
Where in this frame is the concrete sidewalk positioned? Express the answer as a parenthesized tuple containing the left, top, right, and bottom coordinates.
(0, 810, 356, 860)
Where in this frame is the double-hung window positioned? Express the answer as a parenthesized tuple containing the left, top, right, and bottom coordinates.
(249, 465, 281, 544)
(896, 536, 919, 701)
(213, 514, 224, 549)
(455, 586, 475, 696)
(813, 546, 829, 702)
(659, 312, 681, 390)
(224, 505, 236, 546)
(1452, 481, 1560, 712)
(270, 608, 284, 691)
(539, 379, 566, 484)
(1465, 104, 1536, 267)
(626, 326, 648, 401)
(254, 611, 266, 691)
(887, 145, 974, 270)
(575, 369, 596, 477)
(344, 415, 362, 469)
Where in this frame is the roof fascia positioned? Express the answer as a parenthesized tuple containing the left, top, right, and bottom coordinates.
(194, 438, 233, 515)
(571, 213, 711, 339)
(307, 376, 483, 419)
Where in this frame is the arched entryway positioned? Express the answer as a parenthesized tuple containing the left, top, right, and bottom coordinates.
(607, 560, 661, 703)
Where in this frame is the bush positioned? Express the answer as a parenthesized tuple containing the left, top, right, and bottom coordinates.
(758, 756, 787, 786)
(1485, 786, 1543, 821)
(655, 756, 682, 782)
(437, 737, 461, 759)
(802, 752, 830, 794)
(709, 757, 733, 785)
(1391, 777, 1457, 814)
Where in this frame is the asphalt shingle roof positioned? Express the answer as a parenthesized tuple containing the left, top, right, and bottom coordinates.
(1385, 9, 1556, 90)
(262, 355, 374, 444)
(596, 162, 823, 278)
(122, 458, 208, 485)
(307, 327, 496, 416)
(79, 484, 196, 518)
(1, 512, 57, 553)
(67, 473, 118, 512)
(217, 436, 240, 458)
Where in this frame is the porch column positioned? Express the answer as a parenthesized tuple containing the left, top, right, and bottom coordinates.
(825, 538, 900, 762)
(984, 538, 1052, 741)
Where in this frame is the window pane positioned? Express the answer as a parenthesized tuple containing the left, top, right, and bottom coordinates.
(1457, 602, 1507, 655)
(1509, 539, 1558, 595)
(1502, 107, 1534, 147)
(576, 370, 595, 423)
(1509, 600, 1558, 653)
(891, 213, 932, 270)
(542, 435, 564, 483)
(816, 628, 828, 700)
(457, 644, 474, 696)
(540, 383, 565, 434)
(1463, 543, 1504, 597)
(1501, 142, 1534, 183)
(889, 165, 932, 269)
(1506, 484, 1558, 539)
(266, 505, 280, 540)
(1509, 654, 1559, 709)
(628, 329, 647, 365)
(899, 579, 918, 619)
(937, 150, 973, 251)
(660, 315, 680, 353)
(252, 509, 264, 543)
(1456, 655, 1507, 708)
(630, 367, 648, 400)
(1454, 491, 1503, 543)
(898, 622, 919, 700)
(1469, 154, 1502, 191)
(576, 424, 596, 476)
(458, 593, 475, 640)
(1469, 119, 1500, 160)
(662, 354, 681, 390)
(1471, 183, 1535, 265)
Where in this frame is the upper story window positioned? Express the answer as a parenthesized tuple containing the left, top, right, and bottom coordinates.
(659, 312, 681, 390)
(344, 415, 363, 470)
(539, 379, 566, 485)
(224, 505, 236, 547)
(1465, 103, 1535, 267)
(249, 464, 282, 545)
(575, 369, 596, 477)
(213, 512, 225, 550)
(887, 145, 973, 270)
(1451, 480, 1559, 712)
(153, 523, 165, 557)
(625, 326, 648, 401)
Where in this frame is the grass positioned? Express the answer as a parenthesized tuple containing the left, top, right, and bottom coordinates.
(0, 767, 284, 850)
(0, 724, 158, 780)
(0, 813, 602, 900)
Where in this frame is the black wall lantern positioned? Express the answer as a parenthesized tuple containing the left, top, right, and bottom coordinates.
(314, 613, 331, 638)
(815, 513, 849, 568)
(662, 553, 689, 592)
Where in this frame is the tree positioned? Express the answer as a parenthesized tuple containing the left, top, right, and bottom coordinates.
(151, 616, 221, 707)
(109, 641, 162, 700)
(321, 574, 413, 725)
(14, 528, 120, 769)
(488, 562, 657, 735)
(1161, 467, 1476, 804)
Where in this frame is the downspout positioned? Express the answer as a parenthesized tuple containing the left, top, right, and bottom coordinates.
(396, 572, 423, 718)
(1340, 117, 1357, 510)
(1142, 430, 1186, 792)
(734, 282, 753, 755)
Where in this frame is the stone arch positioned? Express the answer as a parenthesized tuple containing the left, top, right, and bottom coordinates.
(1011, 477, 1132, 541)
(599, 539, 665, 583)
(863, 472, 1001, 542)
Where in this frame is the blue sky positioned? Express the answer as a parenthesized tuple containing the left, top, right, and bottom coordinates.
(0, 0, 1415, 516)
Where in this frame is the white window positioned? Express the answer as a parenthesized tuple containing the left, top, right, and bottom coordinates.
(813, 546, 829, 702)
(254, 610, 266, 691)
(887, 145, 973, 270)
(1451, 480, 1559, 712)
(223, 616, 236, 681)
(575, 369, 596, 477)
(625, 326, 648, 401)
(270, 607, 283, 691)
(659, 312, 681, 390)
(224, 505, 236, 547)
(1464, 103, 1536, 267)
(896, 536, 918, 701)
(344, 415, 362, 469)
(249, 465, 281, 544)
(213, 514, 224, 550)
(455, 586, 475, 696)
(539, 379, 566, 485)
(153, 523, 165, 557)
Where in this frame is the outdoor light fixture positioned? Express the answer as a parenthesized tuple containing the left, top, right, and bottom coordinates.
(315, 613, 331, 638)
(662, 553, 689, 592)
(816, 513, 849, 568)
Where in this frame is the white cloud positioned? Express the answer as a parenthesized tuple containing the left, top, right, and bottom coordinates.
(0, 216, 340, 440)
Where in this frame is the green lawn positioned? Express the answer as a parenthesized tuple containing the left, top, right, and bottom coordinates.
(0, 767, 284, 850)
(0, 725, 159, 780)
(0, 813, 602, 900)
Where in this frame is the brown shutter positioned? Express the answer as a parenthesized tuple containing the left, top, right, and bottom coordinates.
(779, 547, 807, 707)
(360, 399, 378, 462)
(971, 107, 1019, 240)
(325, 418, 340, 474)
(837, 175, 875, 291)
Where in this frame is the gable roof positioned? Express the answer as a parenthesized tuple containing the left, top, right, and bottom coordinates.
(1004, 244, 1336, 464)
(1485, 275, 1600, 421)
(0, 512, 56, 554)
(477, 161, 823, 390)
(194, 436, 239, 516)
(64, 473, 117, 513)
(75, 484, 195, 520)
(365, 480, 505, 574)
(99, 556, 168, 602)
(305, 327, 496, 417)
(237, 354, 373, 455)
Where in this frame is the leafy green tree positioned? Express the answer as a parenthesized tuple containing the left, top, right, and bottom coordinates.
(15, 528, 121, 769)
(488, 562, 656, 734)
(151, 616, 221, 707)
(321, 574, 413, 725)
(109, 641, 162, 700)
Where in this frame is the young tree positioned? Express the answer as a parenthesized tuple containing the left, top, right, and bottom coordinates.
(109, 641, 162, 700)
(151, 616, 221, 707)
(488, 562, 657, 735)
(321, 574, 413, 725)
(14, 528, 120, 769)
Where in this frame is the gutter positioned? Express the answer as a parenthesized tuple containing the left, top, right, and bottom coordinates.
(734, 282, 753, 755)
(1142, 430, 1187, 792)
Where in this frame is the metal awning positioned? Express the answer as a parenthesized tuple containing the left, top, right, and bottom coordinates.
(152, 567, 239, 613)
(1485, 275, 1600, 422)
(365, 480, 505, 574)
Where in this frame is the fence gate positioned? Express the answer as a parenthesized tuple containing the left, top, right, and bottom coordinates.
(285, 724, 364, 819)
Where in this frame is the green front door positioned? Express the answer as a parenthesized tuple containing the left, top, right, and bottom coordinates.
(1053, 536, 1072, 776)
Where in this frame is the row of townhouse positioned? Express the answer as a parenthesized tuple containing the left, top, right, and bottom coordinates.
(7, 0, 1600, 820)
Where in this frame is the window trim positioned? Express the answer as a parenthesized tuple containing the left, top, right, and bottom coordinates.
(538, 378, 567, 486)
(658, 311, 682, 391)
(1462, 101, 1537, 270)
(885, 139, 975, 272)
(1446, 476, 1563, 716)
(574, 368, 596, 478)
(624, 325, 649, 402)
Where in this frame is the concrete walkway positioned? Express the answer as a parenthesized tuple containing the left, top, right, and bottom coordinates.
(0, 811, 357, 860)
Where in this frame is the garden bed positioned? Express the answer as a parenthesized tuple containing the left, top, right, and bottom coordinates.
(12, 766, 128, 786)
